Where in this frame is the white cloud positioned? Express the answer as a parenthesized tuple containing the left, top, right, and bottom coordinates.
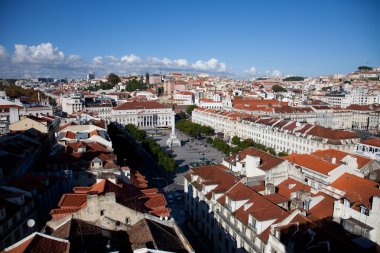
(173, 58, 188, 67)
(92, 56, 103, 64)
(162, 57, 172, 65)
(244, 66, 257, 74)
(12, 42, 64, 64)
(121, 54, 140, 63)
(0, 45, 8, 61)
(0, 42, 231, 78)
(67, 54, 81, 61)
(191, 58, 226, 72)
(272, 69, 282, 77)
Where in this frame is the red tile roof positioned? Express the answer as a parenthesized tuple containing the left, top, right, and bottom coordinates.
(190, 164, 237, 193)
(306, 125, 358, 140)
(285, 154, 339, 175)
(331, 173, 380, 210)
(265, 193, 290, 204)
(224, 147, 285, 171)
(225, 182, 254, 201)
(276, 178, 311, 198)
(360, 138, 380, 147)
(3, 233, 70, 253)
(113, 101, 171, 110)
(51, 179, 170, 220)
(312, 149, 371, 169)
(309, 192, 335, 219)
(58, 194, 87, 208)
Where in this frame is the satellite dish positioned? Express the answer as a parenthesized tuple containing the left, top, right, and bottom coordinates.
(27, 219, 35, 228)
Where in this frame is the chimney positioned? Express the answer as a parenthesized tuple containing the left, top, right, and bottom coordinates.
(332, 157, 336, 164)
(245, 155, 261, 177)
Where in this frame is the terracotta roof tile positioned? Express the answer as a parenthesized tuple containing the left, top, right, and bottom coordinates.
(113, 101, 171, 110)
(360, 138, 380, 147)
(305, 125, 358, 140)
(4, 233, 70, 253)
(331, 173, 380, 209)
(285, 154, 338, 175)
(276, 178, 311, 198)
(309, 192, 335, 219)
(58, 194, 87, 208)
(225, 182, 253, 201)
(265, 193, 290, 204)
(225, 147, 285, 171)
(312, 149, 371, 169)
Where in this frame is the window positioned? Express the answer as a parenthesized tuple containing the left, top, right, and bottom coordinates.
(360, 206, 369, 215)
(249, 217, 256, 229)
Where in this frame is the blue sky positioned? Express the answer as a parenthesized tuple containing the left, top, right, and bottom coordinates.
(0, 0, 379, 78)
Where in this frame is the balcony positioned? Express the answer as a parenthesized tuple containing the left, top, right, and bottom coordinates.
(216, 209, 260, 252)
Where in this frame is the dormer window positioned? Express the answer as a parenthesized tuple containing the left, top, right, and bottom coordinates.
(249, 216, 257, 229)
(360, 206, 369, 216)
(344, 198, 351, 208)
(226, 197, 232, 208)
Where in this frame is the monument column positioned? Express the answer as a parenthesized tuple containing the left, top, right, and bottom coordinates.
(166, 109, 181, 147)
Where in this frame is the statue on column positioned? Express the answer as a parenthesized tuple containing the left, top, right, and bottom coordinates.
(166, 108, 181, 147)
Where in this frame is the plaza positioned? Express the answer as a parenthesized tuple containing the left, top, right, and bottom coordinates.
(146, 129, 225, 192)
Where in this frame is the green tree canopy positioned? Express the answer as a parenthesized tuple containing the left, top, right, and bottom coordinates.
(126, 79, 148, 92)
(283, 76, 304, 81)
(278, 151, 289, 157)
(272, 85, 287, 93)
(186, 105, 198, 116)
(358, 66, 373, 72)
(231, 136, 241, 146)
(176, 119, 214, 138)
(107, 73, 121, 85)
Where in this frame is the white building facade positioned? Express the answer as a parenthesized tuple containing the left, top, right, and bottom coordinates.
(61, 95, 83, 115)
(193, 108, 360, 154)
(111, 101, 172, 128)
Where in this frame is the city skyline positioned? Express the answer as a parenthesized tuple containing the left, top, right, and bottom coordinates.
(0, 0, 379, 78)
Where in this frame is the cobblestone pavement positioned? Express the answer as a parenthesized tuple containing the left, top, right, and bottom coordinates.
(147, 129, 225, 192)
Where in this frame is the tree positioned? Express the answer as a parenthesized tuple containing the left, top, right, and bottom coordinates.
(283, 76, 304, 81)
(125, 79, 147, 92)
(231, 136, 241, 146)
(278, 151, 289, 157)
(157, 87, 164, 96)
(358, 66, 373, 72)
(272, 85, 287, 93)
(145, 72, 150, 84)
(212, 138, 230, 154)
(267, 147, 276, 155)
(186, 105, 198, 116)
(107, 73, 121, 85)
(177, 111, 188, 120)
(240, 139, 255, 149)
